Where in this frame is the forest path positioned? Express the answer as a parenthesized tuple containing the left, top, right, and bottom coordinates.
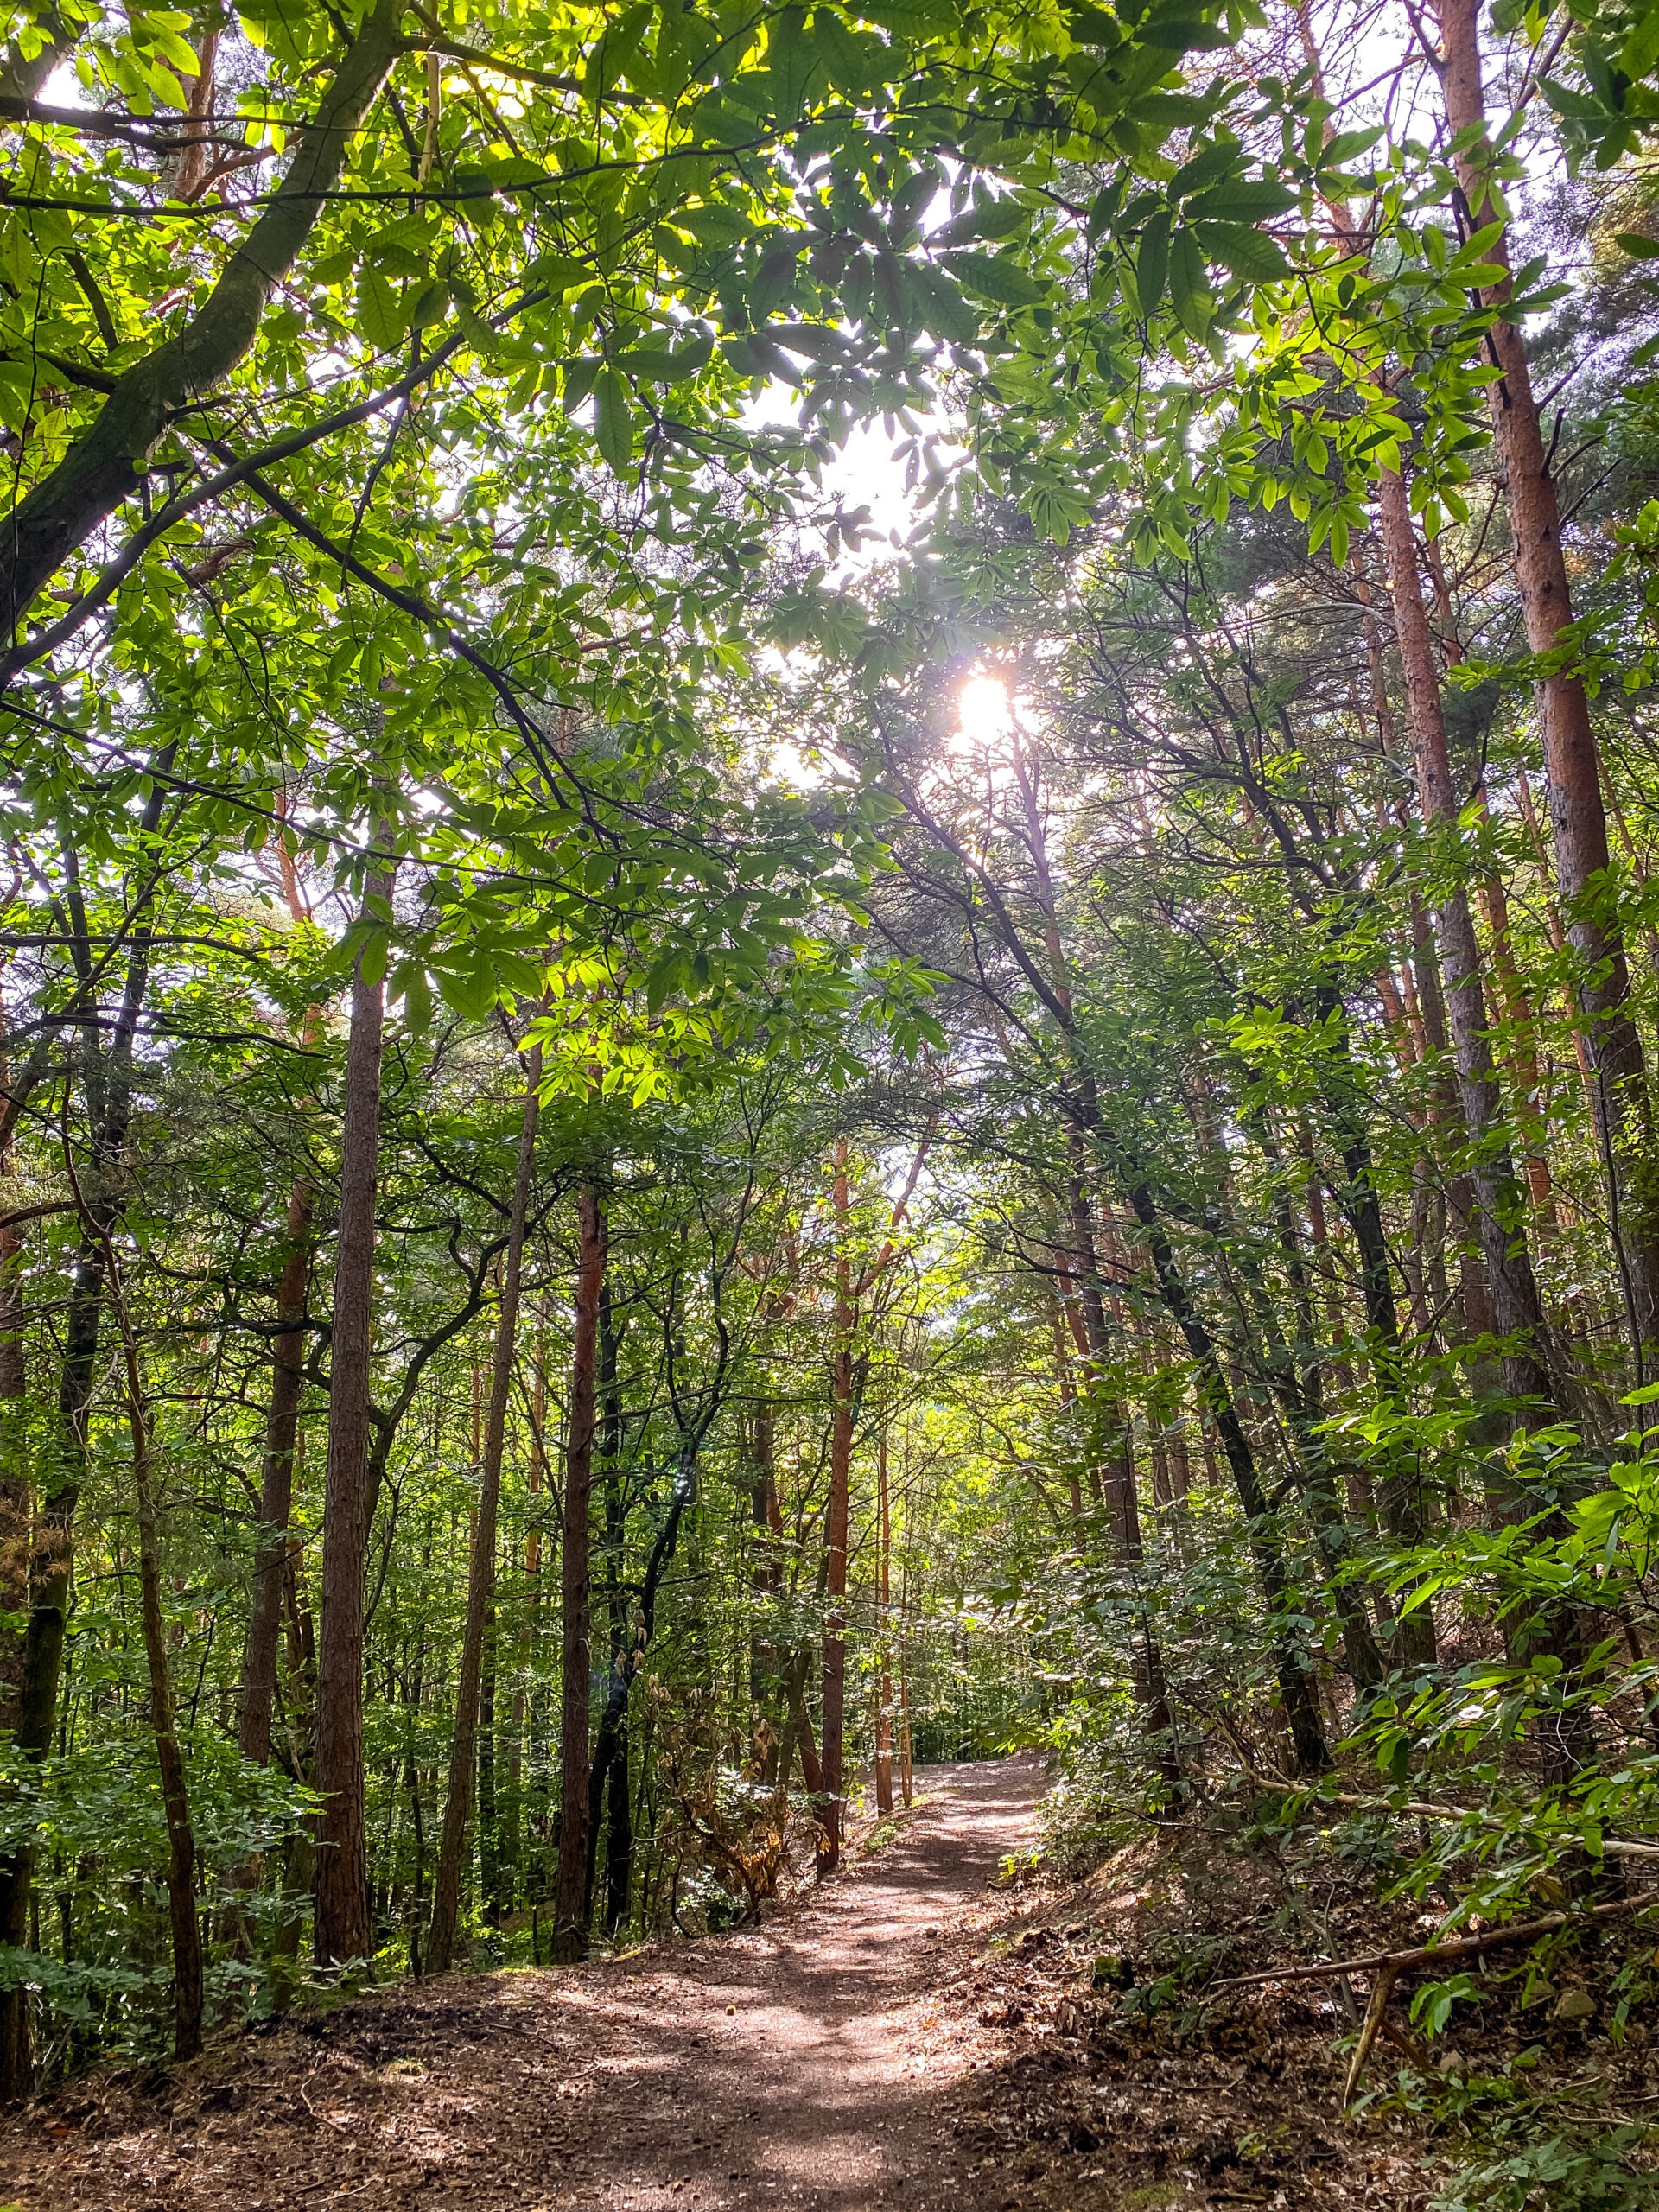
(3, 1754, 1052, 2212)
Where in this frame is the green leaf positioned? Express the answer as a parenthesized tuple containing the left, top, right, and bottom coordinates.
(525, 251, 594, 295)
(1166, 226, 1211, 337)
(934, 194, 1028, 248)
(1136, 209, 1171, 314)
(1617, 232, 1659, 260)
(594, 366, 636, 469)
(357, 927, 389, 988)
(766, 320, 849, 363)
(1183, 179, 1297, 222)
(1194, 221, 1291, 280)
(356, 268, 404, 353)
(563, 355, 602, 410)
(1622, 3, 1659, 80)
(946, 249, 1044, 308)
(1319, 125, 1383, 168)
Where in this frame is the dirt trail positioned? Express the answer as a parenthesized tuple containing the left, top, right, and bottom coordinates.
(3, 1755, 1050, 2212)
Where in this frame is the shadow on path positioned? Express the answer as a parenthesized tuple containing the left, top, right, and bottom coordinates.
(1, 1754, 1049, 2212)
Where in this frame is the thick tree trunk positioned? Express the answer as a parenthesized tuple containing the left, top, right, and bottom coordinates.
(238, 1177, 315, 1765)
(1436, 0, 1659, 1366)
(313, 852, 394, 1969)
(426, 1053, 539, 1973)
(550, 1186, 604, 1961)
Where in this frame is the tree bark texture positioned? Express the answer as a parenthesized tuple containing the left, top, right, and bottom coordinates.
(551, 1185, 604, 1961)
(1436, 0, 1659, 1362)
(313, 852, 394, 1968)
(875, 1429, 894, 1818)
(1376, 462, 1558, 1414)
(0, 772, 168, 2095)
(117, 1280, 203, 2059)
(0, 0, 407, 643)
(817, 1147, 855, 1878)
(426, 1052, 539, 1973)
(238, 1175, 315, 1765)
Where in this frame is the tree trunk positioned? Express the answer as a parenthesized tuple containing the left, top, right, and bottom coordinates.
(550, 1185, 604, 1961)
(477, 1606, 500, 1925)
(875, 1429, 894, 1817)
(115, 1272, 204, 2060)
(313, 846, 395, 1968)
(1119, 1177, 1329, 1772)
(0, 779, 168, 2096)
(426, 1051, 539, 1973)
(818, 1147, 855, 1878)
(785, 1646, 826, 1802)
(0, 1132, 26, 1740)
(1436, 0, 1659, 1368)
(238, 1176, 315, 1765)
(1376, 462, 1559, 1414)
(587, 1291, 633, 1936)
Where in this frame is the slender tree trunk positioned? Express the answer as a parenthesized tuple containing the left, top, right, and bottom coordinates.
(786, 1646, 826, 1802)
(238, 1178, 315, 1765)
(551, 1185, 604, 1961)
(818, 1147, 855, 1878)
(114, 1274, 203, 2059)
(1377, 463, 1558, 1414)
(426, 1052, 539, 1973)
(0, 1101, 26, 1738)
(875, 1428, 894, 1816)
(477, 1607, 500, 1925)
(313, 843, 395, 1968)
(586, 1288, 632, 1931)
(898, 1647, 914, 1808)
(0, 778, 168, 2095)
(1118, 1176, 1330, 1772)
(1437, 0, 1659, 1367)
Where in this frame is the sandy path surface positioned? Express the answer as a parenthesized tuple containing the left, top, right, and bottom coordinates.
(3, 1754, 1049, 2212)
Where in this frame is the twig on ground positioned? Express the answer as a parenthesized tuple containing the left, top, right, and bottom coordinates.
(1211, 1892, 1657, 1994)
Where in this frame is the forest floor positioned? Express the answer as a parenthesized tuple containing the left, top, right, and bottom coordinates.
(4, 1753, 1654, 2211)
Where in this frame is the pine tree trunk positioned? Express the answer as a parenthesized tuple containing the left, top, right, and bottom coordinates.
(1436, 0, 1659, 1364)
(550, 1186, 604, 1961)
(426, 1052, 539, 1973)
(313, 847, 394, 1968)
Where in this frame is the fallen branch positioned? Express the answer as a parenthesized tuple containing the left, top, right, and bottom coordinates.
(1210, 1891, 1656, 1994)
(1249, 1776, 1659, 1860)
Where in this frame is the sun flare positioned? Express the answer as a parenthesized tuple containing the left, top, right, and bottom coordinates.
(956, 675, 1012, 748)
